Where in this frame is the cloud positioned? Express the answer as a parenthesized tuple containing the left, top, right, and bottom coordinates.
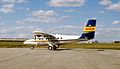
(0, 28, 11, 34)
(64, 9, 77, 12)
(0, 0, 28, 13)
(63, 25, 80, 29)
(99, 0, 120, 12)
(32, 10, 57, 17)
(112, 20, 120, 24)
(48, 0, 86, 7)
(17, 10, 69, 24)
(18, 33, 28, 38)
(106, 2, 120, 12)
(96, 26, 120, 41)
(99, 0, 112, 6)
(48, 25, 82, 35)
(0, 0, 27, 3)
(17, 17, 62, 23)
(26, 8, 30, 11)
(0, 25, 38, 38)
(0, 4, 15, 13)
(99, 11, 105, 14)
(96, 26, 120, 36)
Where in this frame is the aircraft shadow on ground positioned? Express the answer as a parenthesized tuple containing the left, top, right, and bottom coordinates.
(55, 48, 72, 51)
(34, 48, 71, 51)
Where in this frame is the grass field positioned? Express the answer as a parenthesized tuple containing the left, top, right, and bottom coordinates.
(0, 41, 120, 50)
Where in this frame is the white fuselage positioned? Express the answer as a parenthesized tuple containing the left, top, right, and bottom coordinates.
(23, 34, 80, 46)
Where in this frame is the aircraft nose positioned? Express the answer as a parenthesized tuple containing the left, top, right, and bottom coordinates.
(23, 41, 28, 44)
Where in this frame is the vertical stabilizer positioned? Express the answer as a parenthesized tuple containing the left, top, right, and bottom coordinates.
(80, 18, 96, 40)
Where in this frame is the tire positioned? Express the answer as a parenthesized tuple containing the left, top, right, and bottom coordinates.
(53, 46, 57, 50)
(48, 46, 52, 50)
(30, 46, 34, 50)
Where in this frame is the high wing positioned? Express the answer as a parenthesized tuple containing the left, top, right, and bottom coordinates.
(32, 31, 56, 39)
(32, 31, 59, 45)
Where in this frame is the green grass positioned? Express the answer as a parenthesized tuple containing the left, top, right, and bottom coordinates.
(61, 43, 120, 50)
(0, 41, 120, 50)
(0, 41, 30, 48)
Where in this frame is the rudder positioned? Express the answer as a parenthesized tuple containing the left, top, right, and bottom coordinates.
(80, 18, 96, 40)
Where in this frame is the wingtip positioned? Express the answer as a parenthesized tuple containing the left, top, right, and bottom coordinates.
(32, 31, 43, 34)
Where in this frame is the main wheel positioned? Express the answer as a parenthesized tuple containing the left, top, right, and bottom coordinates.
(53, 46, 57, 50)
(30, 46, 34, 50)
(48, 46, 57, 50)
(48, 46, 52, 50)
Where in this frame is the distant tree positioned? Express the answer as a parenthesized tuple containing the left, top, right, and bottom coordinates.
(114, 41, 120, 43)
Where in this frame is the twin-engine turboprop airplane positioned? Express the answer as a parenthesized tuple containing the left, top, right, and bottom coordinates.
(23, 18, 96, 50)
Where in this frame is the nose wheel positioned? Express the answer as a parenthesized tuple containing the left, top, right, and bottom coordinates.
(30, 46, 34, 49)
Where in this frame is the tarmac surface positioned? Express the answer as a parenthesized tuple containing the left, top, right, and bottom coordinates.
(0, 48, 120, 69)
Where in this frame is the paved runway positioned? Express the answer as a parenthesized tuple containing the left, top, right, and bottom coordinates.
(0, 48, 120, 69)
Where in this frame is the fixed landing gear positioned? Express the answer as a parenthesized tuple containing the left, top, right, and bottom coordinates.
(48, 45, 57, 50)
(30, 46, 34, 50)
(30, 45, 59, 50)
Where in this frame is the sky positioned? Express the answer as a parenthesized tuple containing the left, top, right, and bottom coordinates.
(0, 0, 120, 42)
